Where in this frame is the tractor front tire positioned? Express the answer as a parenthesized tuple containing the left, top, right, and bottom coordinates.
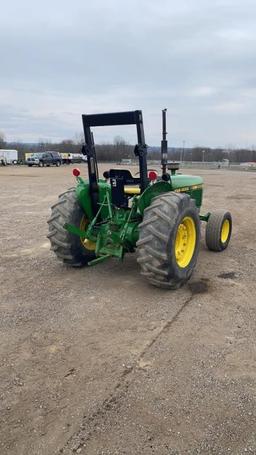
(47, 189, 96, 267)
(137, 192, 200, 289)
(205, 210, 232, 251)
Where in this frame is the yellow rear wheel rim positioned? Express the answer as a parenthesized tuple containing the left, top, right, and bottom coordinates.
(175, 216, 196, 268)
(221, 219, 230, 243)
(80, 216, 96, 251)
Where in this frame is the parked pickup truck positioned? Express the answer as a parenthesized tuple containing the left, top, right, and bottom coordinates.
(26, 152, 62, 167)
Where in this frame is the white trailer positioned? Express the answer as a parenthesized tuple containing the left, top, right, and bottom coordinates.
(0, 149, 18, 165)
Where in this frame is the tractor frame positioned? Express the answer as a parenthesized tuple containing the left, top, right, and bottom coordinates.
(65, 110, 205, 264)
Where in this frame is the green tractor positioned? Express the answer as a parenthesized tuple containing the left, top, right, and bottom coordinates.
(47, 110, 232, 289)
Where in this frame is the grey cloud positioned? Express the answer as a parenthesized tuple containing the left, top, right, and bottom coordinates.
(1, 0, 256, 146)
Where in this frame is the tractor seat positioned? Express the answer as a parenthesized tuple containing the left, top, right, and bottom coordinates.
(124, 186, 141, 195)
(105, 169, 141, 206)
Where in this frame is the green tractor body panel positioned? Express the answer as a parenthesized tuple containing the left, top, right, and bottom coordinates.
(76, 174, 203, 220)
(76, 178, 111, 221)
(171, 174, 203, 208)
(73, 177, 140, 262)
(138, 181, 172, 214)
(71, 173, 204, 264)
(138, 174, 203, 214)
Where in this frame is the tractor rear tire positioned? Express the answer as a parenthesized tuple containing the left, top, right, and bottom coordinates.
(205, 210, 232, 251)
(47, 189, 96, 267)
(137, 192, 200, 289)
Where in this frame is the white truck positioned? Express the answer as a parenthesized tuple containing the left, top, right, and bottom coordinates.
(60, 152, 87, 164)
(0, 149, 18, 165)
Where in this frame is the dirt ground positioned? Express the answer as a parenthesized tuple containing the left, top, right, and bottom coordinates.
(0, 164, 256, 455)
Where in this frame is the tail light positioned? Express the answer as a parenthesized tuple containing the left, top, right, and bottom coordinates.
(72, 168, 81, 177)
(148, 170, 158, 181)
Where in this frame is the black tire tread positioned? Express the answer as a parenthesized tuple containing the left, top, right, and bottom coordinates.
(205, 209, 232, 251)
(137, 192, 200, 289)
(47, 188, 94, 266)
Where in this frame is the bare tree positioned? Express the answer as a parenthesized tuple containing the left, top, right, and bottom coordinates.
(0, 131, 6, 148)
(74, 132, 84, 145)
(113, 136, 133, 159)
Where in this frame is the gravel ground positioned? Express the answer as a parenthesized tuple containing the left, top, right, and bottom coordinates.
(0, 164, 255, 455)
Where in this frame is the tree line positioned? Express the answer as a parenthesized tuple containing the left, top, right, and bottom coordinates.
(1, 131, 256, 163)
(166, 147, 256, 163)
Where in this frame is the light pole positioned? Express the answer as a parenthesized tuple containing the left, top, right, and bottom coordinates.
(179, 147, 182, 162)
(180, 140, 185, 163)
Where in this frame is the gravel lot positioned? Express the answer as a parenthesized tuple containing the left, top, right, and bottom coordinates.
(0, 164, 256, 455)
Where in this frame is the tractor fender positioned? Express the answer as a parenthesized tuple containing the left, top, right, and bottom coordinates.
(138, 181, 172, 214)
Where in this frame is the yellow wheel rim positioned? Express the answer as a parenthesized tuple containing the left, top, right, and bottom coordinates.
(175, 216, 196, 268)
(221, 219, 230, 243)
(80, 216, 96, 251)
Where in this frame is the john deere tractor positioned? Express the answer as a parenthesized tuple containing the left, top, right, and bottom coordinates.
(47, 110, 232, 289)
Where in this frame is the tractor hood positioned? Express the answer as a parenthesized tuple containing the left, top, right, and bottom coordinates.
(171, 174, 203, 191)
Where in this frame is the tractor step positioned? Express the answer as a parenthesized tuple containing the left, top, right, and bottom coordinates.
(88, 254, 111, 266)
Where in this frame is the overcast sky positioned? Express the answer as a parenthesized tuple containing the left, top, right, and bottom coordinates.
(1, 0, 256, 147)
